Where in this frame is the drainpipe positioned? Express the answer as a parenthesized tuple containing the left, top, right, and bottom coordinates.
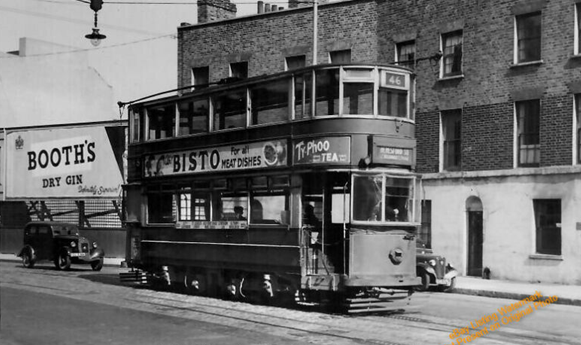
(312, 0, 318, 65)
(2, 128, 6, 201)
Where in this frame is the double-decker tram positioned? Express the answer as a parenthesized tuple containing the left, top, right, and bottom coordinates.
(123, 63, 421, 313)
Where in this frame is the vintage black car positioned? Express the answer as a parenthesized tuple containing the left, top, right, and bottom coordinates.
(17, 222, 105, 271)
(416, 239, 457, 291)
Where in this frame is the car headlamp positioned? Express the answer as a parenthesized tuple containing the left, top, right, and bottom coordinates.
(429, 259, 436, 266)
(70, 241, 76, 248)
(92, 242, 98, 249)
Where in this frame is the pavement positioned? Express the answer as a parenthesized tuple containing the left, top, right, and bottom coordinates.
(1, 253, 580, 307)
(453, 275, 581, 307)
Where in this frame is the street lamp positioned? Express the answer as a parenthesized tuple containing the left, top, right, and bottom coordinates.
(85, 0, 106, 46)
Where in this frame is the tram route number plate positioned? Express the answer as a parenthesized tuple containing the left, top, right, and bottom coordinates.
(381, 71, 407, 89)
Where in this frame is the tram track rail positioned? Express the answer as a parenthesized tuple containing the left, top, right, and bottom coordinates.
(1, 263, 578, 345)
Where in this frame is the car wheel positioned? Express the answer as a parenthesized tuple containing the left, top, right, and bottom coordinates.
(55, 253, 71, 270)
(91, 259, 103, 271)
(416, 270, 430, 291)
(22, 252, 35, 268)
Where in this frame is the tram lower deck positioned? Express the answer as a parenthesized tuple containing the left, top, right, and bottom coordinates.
(126, 169, 420, 312)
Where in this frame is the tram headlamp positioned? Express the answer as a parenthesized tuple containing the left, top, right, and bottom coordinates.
(429, 259, 436, 266)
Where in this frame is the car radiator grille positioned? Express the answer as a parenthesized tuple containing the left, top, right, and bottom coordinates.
(81, 243, 89, 252)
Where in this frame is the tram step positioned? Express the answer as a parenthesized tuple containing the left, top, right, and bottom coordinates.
(343, 292, 413, 314)
(119, 271, 148, 284)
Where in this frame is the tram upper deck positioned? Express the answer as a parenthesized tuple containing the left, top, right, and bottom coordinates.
(127, 64, 416, 182)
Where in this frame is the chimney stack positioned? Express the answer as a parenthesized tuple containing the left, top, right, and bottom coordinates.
(198, 0, 237, 24)
(289, 0, 328, 9)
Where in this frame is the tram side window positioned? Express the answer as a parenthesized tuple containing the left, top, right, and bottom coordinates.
(148, 192, 175, 223)
(179, 192, 192, 221)
(250, 194, 288, 224)
(178, 98, 209, 136)
(148, 104, 175, 140)
(343, 82, 374, 115)
(315, 69, 340, 116)
(330, 173, 351, 224)
(294, 72, 312, 119)
(130, 108, 144, 142)
(220, 195, 248, 220)
(250, 79, 290, 125)
(191, 191, 211, 221)
(214, 89, 247, 130)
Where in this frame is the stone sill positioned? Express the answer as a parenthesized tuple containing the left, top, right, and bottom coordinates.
(437, 74, 464, 82)
(529, 254, 563, 261)
(510, 60, 544, 68)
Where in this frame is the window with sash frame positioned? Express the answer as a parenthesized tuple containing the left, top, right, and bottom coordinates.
(396, 40, 415, 69)
(533, 199, 561, 256)
(441, 31, 463, 77)
(516, 100, 540, 167)
(516, 12, 542, 63)
(442, 109, 462, 171)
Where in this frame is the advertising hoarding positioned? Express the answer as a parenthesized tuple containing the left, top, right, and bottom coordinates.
(143, 140, 287, 177)
(6, 125, 125, 198)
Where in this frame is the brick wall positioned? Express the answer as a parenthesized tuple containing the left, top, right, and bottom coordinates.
(178, 0, 378, 88)
(178, 0, 581, 172)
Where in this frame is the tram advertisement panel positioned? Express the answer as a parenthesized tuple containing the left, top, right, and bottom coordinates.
(6, 125, 125, 198)
(144, 140, 287, 177)
(293, 137, 351, 165)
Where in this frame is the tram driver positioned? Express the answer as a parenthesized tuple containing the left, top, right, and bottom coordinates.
(303, 204, 321, 246)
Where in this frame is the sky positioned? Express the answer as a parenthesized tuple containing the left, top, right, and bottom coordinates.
(0, 0, 266, 105)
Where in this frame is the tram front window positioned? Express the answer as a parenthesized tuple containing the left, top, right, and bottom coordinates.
(343, 83, 374, 115)
(352, 174, 414, 223)
(378, 88, 408, 118)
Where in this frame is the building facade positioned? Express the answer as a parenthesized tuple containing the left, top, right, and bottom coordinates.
(174, 0, 581, 284)
(0, 39, 127, 257)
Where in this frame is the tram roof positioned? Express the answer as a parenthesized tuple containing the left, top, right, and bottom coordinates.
(124, 63, 414, 109)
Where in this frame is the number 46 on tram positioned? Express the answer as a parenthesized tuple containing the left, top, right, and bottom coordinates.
(123, 63, 422, 313)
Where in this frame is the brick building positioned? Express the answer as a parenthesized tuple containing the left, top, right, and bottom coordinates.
(174, 0, 581, 284)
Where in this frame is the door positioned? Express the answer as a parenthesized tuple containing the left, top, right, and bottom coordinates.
(467, 210, 483, 277)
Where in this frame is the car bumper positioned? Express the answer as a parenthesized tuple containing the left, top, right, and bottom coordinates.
(436, 270, 458, 287)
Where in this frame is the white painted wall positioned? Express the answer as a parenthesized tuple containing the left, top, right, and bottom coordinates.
(0, 38, 117, 128)
(423, 169, 581, 285)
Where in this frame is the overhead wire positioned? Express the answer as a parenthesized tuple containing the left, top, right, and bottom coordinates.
(0, 33, 177, 59)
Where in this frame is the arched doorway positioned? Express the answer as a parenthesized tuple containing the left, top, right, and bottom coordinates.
(466, 196, 483, 277)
